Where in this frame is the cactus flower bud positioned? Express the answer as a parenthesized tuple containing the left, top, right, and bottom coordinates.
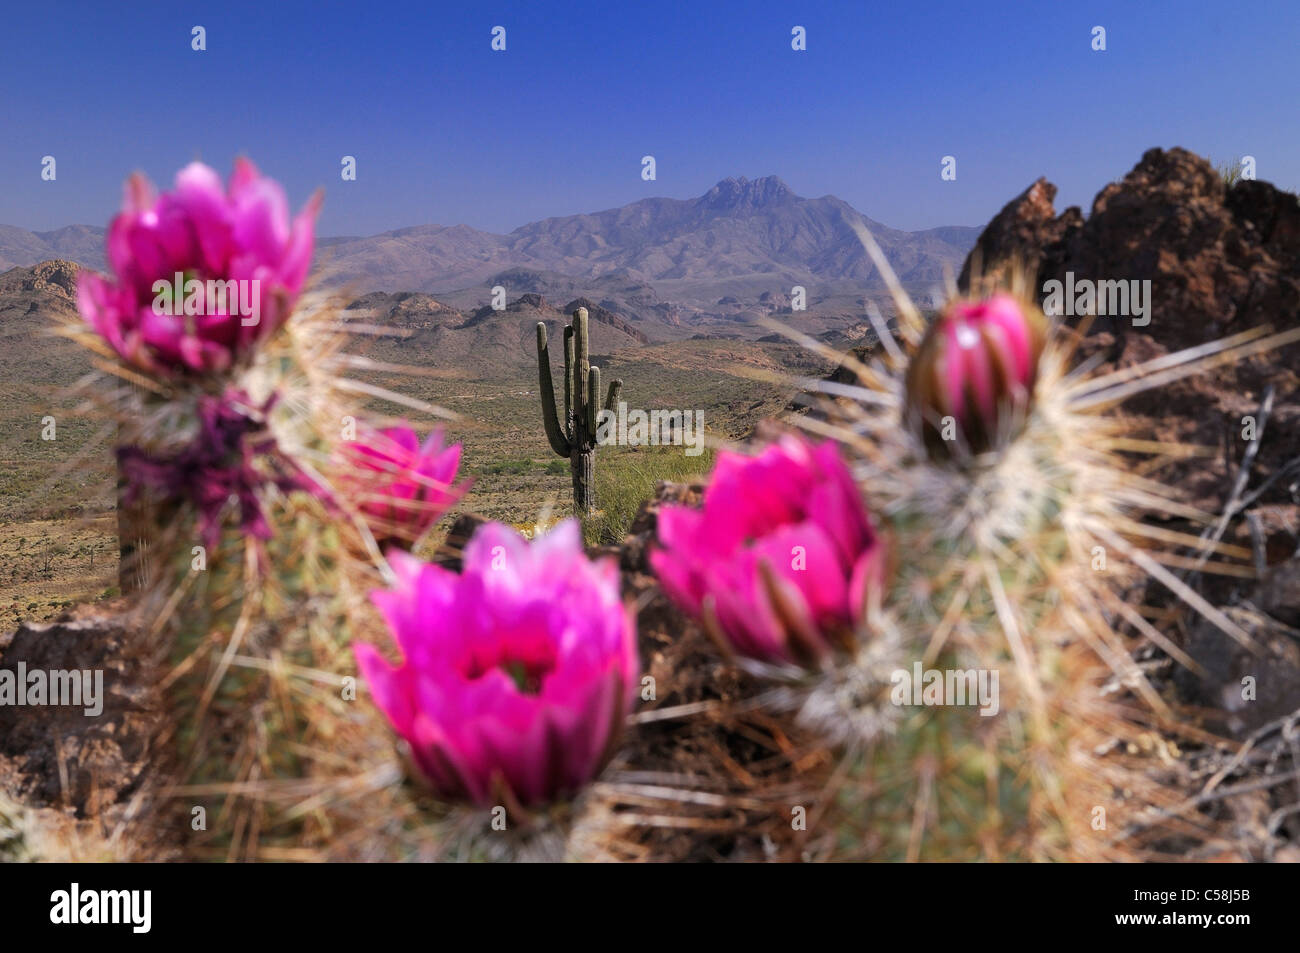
(904, 293, 1047, 457)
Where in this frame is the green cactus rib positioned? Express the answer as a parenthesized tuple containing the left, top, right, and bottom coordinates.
(535, 307, 624, 515)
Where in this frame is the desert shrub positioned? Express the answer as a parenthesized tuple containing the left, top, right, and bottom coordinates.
(1217, 157, 1245, 187)
(583, 444, 715, 546)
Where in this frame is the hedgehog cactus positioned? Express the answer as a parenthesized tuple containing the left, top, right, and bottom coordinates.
(107, 307, 369, 860)
(805, 235, 1296, 859)
(48, 158, 1300, 864)
(536, 307, 622, 516)
(650, 433, 903, 750)
(805, 280, 1135, 858)
(631, 220, 1299, 859)
(79, 159, 320, 594)
(65, 161, 459, 860)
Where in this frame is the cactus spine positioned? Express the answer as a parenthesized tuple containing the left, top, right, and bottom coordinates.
(116, 379, 157, 595)
(537, 307, 622, 516)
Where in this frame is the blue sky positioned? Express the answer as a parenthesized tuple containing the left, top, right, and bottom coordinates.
(1, 0, 1296, 236)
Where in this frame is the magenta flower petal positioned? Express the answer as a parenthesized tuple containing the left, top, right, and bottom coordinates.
(358, 520, 638, 808)
(710, 560, 792, 660)
(751, 523, 850, 624)
(279, 192, 323, 294)
(649, 546, 703, 616)
(78, 160, 319, 378)
(651, 434, 887, 667)
(172, 162, 234, 275)
(339, 424, 470, 549)
(230, 174, 292, 265)
(354, 642, 415, 738)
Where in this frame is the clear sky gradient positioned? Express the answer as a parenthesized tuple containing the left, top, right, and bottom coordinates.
(2, 0, 1296, 237)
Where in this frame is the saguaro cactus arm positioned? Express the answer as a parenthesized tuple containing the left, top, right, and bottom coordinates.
(573, 307, 590, 413)
(536, 323, 571, 457)
(604, 378, 623, 412)
(563, 324, 575, 433)
(587, 366, 601, 436)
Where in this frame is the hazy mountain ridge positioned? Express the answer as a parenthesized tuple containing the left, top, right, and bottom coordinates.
(315, 176, 978, 329)
(501, 176, 971, 286)
(0, 177, 978, 333)
(343, 288, 649, 376)
(314, 176, 977, 295)
(0, 226, 106, 273)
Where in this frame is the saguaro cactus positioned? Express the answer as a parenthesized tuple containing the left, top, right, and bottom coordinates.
(536, 307, 622, 516)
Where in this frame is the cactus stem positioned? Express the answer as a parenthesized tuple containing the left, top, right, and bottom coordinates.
(587, 366, 601, 436)
(563, 325, 575, 438)
(535, 322, 571, 458)
(604, 378, 623, 412)
(535, 307, 621, 518)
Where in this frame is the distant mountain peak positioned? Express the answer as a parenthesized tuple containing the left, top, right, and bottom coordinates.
(1, 178, 982, 314)
(700, 175, 795, 209)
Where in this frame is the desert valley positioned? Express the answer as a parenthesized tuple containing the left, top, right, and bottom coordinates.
(0, 175, 974, 628)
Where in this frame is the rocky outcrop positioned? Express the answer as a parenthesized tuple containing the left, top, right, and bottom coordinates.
(962, 147, 1300, 350)
(958, 179, 1080, 292)
(961, 147, 1300, 524)
(0, 259, 82, 305)
(961, 147, 1300, 740)
(346, 290, 458, 321)
(0, 602, 161, 818)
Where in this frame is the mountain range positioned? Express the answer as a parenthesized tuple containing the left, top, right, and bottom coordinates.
(314, 175, 976, 299)
(0, 225, 107, 274)
(1, 177, 975, 324)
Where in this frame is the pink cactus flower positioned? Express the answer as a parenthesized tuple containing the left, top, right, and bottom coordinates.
(905, 293, 1047, 457)
(77, 159, 320, 376)
(355, 520, 638, 808)
(650, 435, 888, 667)
(342, 425, 469, 549)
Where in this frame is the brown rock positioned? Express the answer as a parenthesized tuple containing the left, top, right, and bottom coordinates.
(961, 147, 1300, 536)
(961, 148, 1300, 741)
(958, 178, 1081, 290)
(0, 602, 161, 817)
(0, 259, 82, 306)
(430, 512, 489, 572)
